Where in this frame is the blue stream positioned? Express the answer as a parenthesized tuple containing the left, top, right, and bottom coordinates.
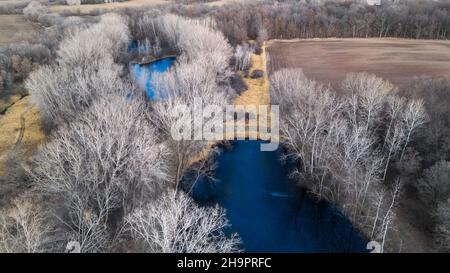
(136, 56, 367, 253)
(132, 57, 176, 99)
(191, 141, 367, 253)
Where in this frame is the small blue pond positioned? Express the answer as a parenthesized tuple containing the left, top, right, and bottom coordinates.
(191, 141, 368, 253)
(134, 56, 367, 253)
(132, 57, 176, 99)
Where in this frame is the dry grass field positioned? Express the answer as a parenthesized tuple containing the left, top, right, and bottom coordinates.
(267, 38, 450, 88)
(49, 0, 167, 14)
(49, 0, 235, 14)
(0, 96, 45, 175)
(0, 15, 41, 45)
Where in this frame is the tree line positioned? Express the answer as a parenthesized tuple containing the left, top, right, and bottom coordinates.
(158, 0, 450, 45)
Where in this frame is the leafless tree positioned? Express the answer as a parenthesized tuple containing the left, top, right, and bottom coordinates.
(26, 58, 127, 128)
(29, 95, 172, 252)
(433, 201, 450, 252)
(23, 1, 48, 22)
(270, 68, 342, 183)
(126, 190, 241, 253)
(0, 198, 51, 253)
(416, 161, 450, 207)
(271, 68, 406, 250)
(56, 13, 130, 69)
(341, 72, 396, 132)
(155, 14, 232, 78)
(234, 43, 252, 72)
(400, 99, 427, 160)
(151, 56, 231, 193)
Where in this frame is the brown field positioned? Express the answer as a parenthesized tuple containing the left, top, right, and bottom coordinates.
(267, 38, 450, 88)
(0, 15, 41, 45)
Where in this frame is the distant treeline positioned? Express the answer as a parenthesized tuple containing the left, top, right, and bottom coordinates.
(161, 0, 450, 44)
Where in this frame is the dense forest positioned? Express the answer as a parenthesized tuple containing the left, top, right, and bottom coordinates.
(159, 0, 450, 44)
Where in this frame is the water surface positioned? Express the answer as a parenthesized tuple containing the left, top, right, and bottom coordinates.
(192, 141, 367, 253)
(132, 57, 175, 99)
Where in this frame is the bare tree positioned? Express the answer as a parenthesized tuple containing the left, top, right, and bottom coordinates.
(271, 68, 405, 251)
(151, 59, 231, 193)
(433, 201, 450, 252)
(341, 72, 396, 132)
(155, 14, 232, 78)
(126, 190, 241, 253)
(416, 161, 450, 207)
(400, 99, 427, 160)
(0, 198, 51, 253)
(56, 13, 129, 69)
(26, 58, 127, 128)
(29, 95, 172, 252)
(270, 68, 342, 187)
(23, 1, 48, 22)
(234, 43, 252, 72)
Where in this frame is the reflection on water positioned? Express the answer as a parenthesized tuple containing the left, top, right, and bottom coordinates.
(131, 57, 176, 99)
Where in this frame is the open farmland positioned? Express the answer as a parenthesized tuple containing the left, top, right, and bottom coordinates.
(267, 38, 450, 88)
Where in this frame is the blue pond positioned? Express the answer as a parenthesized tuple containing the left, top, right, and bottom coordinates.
(191, 141, 368, 253)
(132, 57, 176, 99)
(135, 56, 367, 252)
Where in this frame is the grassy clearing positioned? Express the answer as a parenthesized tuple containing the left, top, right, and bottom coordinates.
(0, 94, 22, 114)
(234, 43, 270, 107)
(0, 15, 41, 45)
(0, 96, 45, 175)
(231, 42, 272, 140)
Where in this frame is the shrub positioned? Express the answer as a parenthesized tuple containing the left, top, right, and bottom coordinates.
(250, 69, 263, 79)
(229, 73, 248, 95)
(23, 1, 48, 21)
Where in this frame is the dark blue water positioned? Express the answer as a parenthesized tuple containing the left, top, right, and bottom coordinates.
(191, 141, 368, 253)
(132, 57, 175, 99)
